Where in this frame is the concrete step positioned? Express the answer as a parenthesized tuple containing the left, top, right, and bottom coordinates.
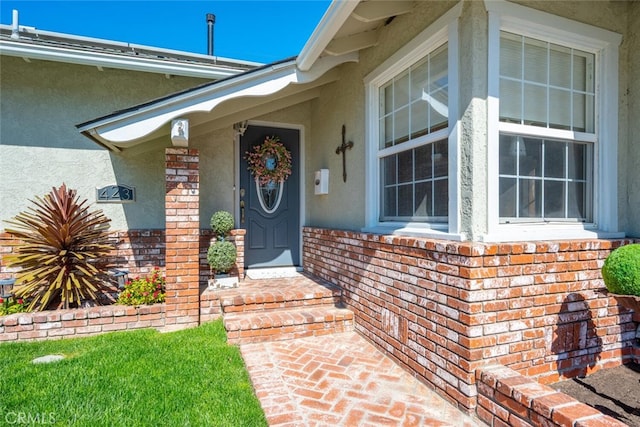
(224, 306, 354, 344)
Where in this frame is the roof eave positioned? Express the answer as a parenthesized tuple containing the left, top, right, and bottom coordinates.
(77, 53, 358, 150)
(296, 0, 361, 72)
(0, 40, 246, 79)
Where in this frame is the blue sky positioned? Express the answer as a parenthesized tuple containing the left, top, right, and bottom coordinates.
(0, 1, 331, 63)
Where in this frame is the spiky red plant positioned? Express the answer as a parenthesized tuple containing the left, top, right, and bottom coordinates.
(4, 184, 115, 311)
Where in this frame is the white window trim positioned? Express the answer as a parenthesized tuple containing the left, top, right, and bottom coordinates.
(484, 0, 623, 242)
(363, 1, 464, 240)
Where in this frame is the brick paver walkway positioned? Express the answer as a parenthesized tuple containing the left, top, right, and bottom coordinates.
(240, 331, 485, 427)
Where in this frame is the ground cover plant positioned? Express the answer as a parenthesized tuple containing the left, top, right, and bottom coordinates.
(0, 320, 267, 427)
(116, 268, 166, 306)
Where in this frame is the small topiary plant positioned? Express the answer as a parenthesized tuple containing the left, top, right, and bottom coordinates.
(207, 210, 237, 276)
(602, 243, 640, 297)
(207, 240, 237, 274)
(210, 210, 234, 240)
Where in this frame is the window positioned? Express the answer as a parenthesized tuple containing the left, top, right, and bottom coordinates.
(379, 44, 449, 221)
(486, 0, 622, 239)
(498, 32, 595, 223)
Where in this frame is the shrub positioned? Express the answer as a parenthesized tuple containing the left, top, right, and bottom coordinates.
(207, 241, 237, 274)
(4, 184, 115, 311)
(0, 296, 28, 316)
(116, 268, 166, 306)
(602, 244, 640, 296)
(210, 211, 234, 239)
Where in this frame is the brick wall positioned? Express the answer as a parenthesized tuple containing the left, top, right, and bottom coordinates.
(0, 305, 166, 342)
(0, 288, 223, 342)
(2, 229, 244, 285)
(302, 227, 637, 413)
(476, 365, 627, 427)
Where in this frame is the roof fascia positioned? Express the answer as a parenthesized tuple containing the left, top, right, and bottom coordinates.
(0, 40, 246, 79)
(296, 0, 361, 71)
(78, 52, 358, 149)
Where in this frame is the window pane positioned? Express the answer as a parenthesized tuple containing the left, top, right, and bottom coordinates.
(415, 145, 431, 180)
(567, 182, 586, 219)
(411, 58, 429, 102)
(544, 180, 565, 218)
(410, 99, 428, 139)
(545, 142, 565, 178)
(384, 186, 397, 217)
(383, 83, 393, 114)
(428, 88, 448, 132)
(549, 44, 572, 88)
(519, 179, 542, 217)
(398, 184, 413, 216)
(394, 70, 410, 110)
(382, 115, 393, 148)
(383, 156, 397, 185)
(394, 106, 410, 144)
(568, 143, 586, 179)
(499, 135, 518, 176)
(434, 140, 448, 177)
(415, 182, 430, 216)
(500, 79, 522, 123)
(430, 44, 448, 91)
(549, 88, 571, 130)
(520, 138, 542, 177)
(434, 179, 448, 216)
(572, 54, 596, 92)
(523, 83, 546, 126)
(573, 93, 594, 133)
(524, 37, 547, 84)
(500, 32, 522, 79)
(499, 177, 517, 217)
(398, 150, 413, 183)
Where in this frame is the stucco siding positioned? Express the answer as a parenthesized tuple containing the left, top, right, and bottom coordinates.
(624, 1, 640, 237)
(307, 62, 366, 230)
(0, 56, 210, 230)
(195, 127, 236, 224)
(305, 0, 636, 238)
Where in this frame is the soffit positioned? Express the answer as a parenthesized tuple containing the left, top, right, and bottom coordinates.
(298, 0, 415, 70)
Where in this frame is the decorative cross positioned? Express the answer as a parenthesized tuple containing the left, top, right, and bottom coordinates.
(335, 124, 354, 182)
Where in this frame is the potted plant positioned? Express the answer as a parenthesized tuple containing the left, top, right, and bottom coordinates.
(601, 243, 640, 312)
(207, 210, 238, 289)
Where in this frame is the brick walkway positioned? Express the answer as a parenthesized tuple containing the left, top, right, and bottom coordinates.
(240, 331, 485, 427)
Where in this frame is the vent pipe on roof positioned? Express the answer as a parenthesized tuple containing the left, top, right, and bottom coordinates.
(11, 10, 19, 40)
(206, 13, 216, 56)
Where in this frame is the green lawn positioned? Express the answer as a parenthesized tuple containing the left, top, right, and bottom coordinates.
(0, 320, 267, 427)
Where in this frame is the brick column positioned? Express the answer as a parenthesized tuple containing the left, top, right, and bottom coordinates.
(229, 229, 246, 279)
(164, 148, 200, 330)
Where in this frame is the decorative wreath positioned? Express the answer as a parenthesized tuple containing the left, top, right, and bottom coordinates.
(245, 136, 292, 185)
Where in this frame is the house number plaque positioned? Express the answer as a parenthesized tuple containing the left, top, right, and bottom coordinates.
(96, 184, 135, 203)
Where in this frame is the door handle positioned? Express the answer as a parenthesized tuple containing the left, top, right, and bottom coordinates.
(240, 201, 245, 224)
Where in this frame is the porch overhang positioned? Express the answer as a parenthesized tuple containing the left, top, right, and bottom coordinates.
(77, 53, 358, 151)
